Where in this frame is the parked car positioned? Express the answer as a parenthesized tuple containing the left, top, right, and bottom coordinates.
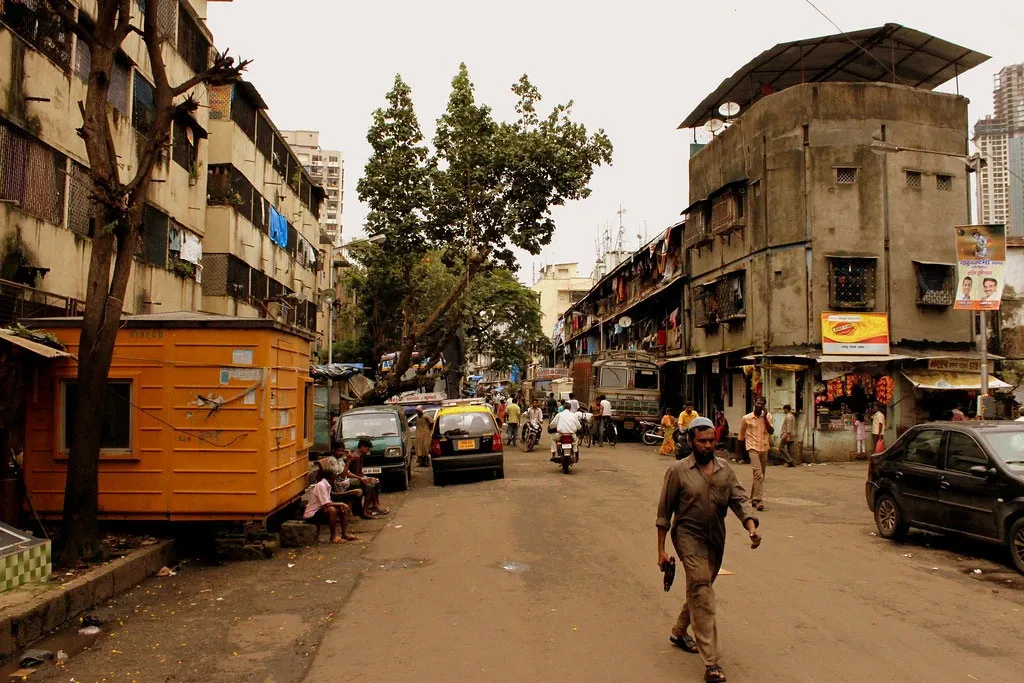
(407, 406, 441, 455)
(865, 421, 1024, 573)
(334, 405, 412, 491)
(429, 402, 504, 486)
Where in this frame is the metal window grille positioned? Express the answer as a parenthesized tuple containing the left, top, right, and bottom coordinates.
(73, 33, 91, 81)
(299, 174, 310, 213)
(295, 301, 308, 330)
(132, 71, 156, 135)
(208, 84, 231, 120)
(905, 170, 922, 190)
(206, 164, 255, 223)
(271, 135, 289, 179)
(936, 175, 953, 191)
(157, 0, 177, 42)
(713, 273, 745, 320)
(835, 167, 857, 184)
(1, 0, 73, 69)
(139, 204, 169, 268)
(268, 277, 283, 299)
(201, 253, 228, 296)
(0, 122, 66, 226)
(251, 194, 267, 233)
(256, 113, 273, 163)
(171, 121, 196, 170)
(226, 254, 250, 298)
(67, 162, 94, 237)
(691, 285, 709, 327)
(310, 190, 321, 221)
(286, 223, 297, 255)
(176, 3, 209, 74)
(828, 257, 876, 309)
(915, 263, 955, 306)
(250, 269, 268, 300)
(286, 155, 299, 192)
(108, 55, 130, 115)
(230, 85, 256, 141)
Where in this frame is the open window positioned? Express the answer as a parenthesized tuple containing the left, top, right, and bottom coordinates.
(61, 380, 132, 453)
(828, 257, 876, 310)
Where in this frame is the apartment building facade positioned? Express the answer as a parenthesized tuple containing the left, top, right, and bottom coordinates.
(974, 63, 1024, 235)
(531, 263, 592, 341)
(280, 130, 343, 246)
(0, 0, 214, 322)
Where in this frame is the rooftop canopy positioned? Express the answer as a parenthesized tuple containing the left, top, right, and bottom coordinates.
(679, 23, 989, 130)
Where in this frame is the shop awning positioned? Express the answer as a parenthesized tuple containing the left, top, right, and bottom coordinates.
(0, 330, 73, 359)
(902, 370, 1012, 391)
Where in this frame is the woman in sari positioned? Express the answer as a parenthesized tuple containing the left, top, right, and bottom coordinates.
(659, 408, 678, 456)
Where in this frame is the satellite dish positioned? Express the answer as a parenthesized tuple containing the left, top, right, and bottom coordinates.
(703, 118, 725, 133)
(321, 289, 337, 304)
(719, 102, 741, 117)
(618, 316, 633, 328)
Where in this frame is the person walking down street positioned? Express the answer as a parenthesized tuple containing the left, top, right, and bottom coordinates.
(738, 397, 774, 511)
(871, 404, 886, 453)
(659, 409, 678, 457)
(777, 404, 796, 466)
(414, 406, 434, 467)
(713, 409, 728, 447)
(547, 393, 558, 420)
(506, 399, 521, 447)
(568, 393, 580, 413)
(656, 416, 761, 683)
(496, 399, 507, 428)
(598, 394, 613, 446)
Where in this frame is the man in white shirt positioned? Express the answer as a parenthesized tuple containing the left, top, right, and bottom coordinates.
(550, 401, 582, 460)
(598, 395, 613, 446)
(871, 404, 886, 452)
(568, 393, 581, 413)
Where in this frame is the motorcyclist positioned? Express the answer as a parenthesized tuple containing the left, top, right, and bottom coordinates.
(549, 400, 582, 462)
(524, 400, 543, 441)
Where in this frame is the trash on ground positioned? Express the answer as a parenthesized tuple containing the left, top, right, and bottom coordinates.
(393, 525, 403, 529)
(80, 615, 101, 628)
(719, 569, 736, 576)
(931, 567, 939, 571)
(868, 532, 877, 536)
(972, 569, 983, 574)
(9, 668, 37, 678)
(325, 579, 338, 584)
(156, 566, 177, 577)
(55, 651, 68, 665)
(287, 563, 295, 568)
(902, 553, 913, 558)
(19, 650, 53, 667)
(78, 625, 101, 636)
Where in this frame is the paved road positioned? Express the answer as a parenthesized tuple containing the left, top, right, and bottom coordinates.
(306, 442, 1024, 683)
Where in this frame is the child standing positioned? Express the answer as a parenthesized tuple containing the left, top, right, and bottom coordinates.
(854, 413, 866, 455)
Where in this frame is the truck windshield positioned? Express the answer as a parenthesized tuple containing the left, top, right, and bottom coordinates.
(635, 368, 659, 390)
(600, 367, 629, 388)
(341, 413, 399, 438)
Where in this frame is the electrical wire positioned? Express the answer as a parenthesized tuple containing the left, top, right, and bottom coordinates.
(801, 0, 910, 88)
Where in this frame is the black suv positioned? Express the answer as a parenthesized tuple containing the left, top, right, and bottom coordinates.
(866, 421, 1024, 573)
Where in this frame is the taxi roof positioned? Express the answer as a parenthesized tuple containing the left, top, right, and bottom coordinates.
(437, 404, 494, 417)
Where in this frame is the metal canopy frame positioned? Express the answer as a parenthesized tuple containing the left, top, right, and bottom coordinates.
(678, 23, 989, 130)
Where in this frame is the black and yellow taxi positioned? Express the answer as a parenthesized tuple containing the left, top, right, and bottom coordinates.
(429, 399, 504, 485)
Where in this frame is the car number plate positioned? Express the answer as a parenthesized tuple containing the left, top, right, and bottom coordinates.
(624, 421, 635, 429)
(457, 439, 477, 450)
(363, 467, 382, 475)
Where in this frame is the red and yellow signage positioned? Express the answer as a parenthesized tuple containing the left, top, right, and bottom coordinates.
(821, 312, 890, 355)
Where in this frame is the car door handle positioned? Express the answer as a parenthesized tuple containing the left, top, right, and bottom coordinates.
(939, 480, 950, 490)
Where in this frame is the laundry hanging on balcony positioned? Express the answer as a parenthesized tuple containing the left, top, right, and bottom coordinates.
(269, 207, 289, 248)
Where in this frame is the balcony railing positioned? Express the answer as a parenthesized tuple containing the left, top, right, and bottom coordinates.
(0, 278, 85, 327)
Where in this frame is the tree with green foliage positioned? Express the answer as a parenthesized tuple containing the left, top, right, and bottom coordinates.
(356, 64, 611, 400)
(461, 269, 548, 373)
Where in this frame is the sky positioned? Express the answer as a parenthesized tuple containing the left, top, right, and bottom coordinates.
(205, 0, 1022, 284)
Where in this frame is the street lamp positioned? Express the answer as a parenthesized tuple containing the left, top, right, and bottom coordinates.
(324, 233, 385, 366)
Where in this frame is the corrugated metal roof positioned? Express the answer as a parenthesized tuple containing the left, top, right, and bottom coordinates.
(679, 24, 989, 130)
(0, 330, 73, 359)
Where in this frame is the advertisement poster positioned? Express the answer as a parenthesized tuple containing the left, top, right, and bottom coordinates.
(821, 312, 890, 355)
(953, 224, 1005, 311)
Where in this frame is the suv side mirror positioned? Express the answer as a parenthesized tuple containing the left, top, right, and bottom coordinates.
(968, 465, 996, 478)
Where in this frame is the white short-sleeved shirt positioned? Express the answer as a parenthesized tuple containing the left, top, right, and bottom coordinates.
(601, 399, 613, 417)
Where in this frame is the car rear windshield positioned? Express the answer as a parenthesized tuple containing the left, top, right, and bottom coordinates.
(983, 431, 1024, 467)
(341, 413, 399, 438)
(437, 412, 495, 438)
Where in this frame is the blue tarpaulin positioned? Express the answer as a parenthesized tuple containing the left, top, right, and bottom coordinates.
(269, 207, 288, 248)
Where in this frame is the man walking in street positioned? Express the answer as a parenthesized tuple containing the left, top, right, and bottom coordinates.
(413, 406, 434, 467)
(656, 416, 761, 683)
(738, 396, 774, 511)
(598, 394, 613, 446)
(506, 398, 521, 447)
(871, 403, 886, 452)
(568, 392, 580, 413)
(778, 404, 797, 466)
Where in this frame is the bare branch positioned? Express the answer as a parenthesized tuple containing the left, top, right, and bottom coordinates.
(172, 49, 252, 98)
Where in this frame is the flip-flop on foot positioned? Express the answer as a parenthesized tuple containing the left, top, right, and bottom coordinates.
(669, 634, 698, 653)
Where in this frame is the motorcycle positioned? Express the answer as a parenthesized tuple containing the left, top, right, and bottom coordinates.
(639, 420, 663, 446)
(521, 420, 541, 452)
(554, 432, 579, 474)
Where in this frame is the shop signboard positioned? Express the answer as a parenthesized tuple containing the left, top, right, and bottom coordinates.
(927, 358, 991, 373)
(821, 312, 890, 355)
(953, 224, 1005, 311)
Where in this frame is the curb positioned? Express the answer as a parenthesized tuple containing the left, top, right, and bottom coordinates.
(0, 539, 176, 661)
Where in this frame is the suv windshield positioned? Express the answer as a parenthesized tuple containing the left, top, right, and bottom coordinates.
(437, 412, 495, 438)
(341, 413, 399, 438)
(984, 431, 1024, 467)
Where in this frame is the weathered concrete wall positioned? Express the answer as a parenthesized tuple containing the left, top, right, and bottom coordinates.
(686, 82, 973, 357)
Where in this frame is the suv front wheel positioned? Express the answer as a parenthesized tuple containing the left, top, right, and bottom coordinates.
(874, 492, 908, 541)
